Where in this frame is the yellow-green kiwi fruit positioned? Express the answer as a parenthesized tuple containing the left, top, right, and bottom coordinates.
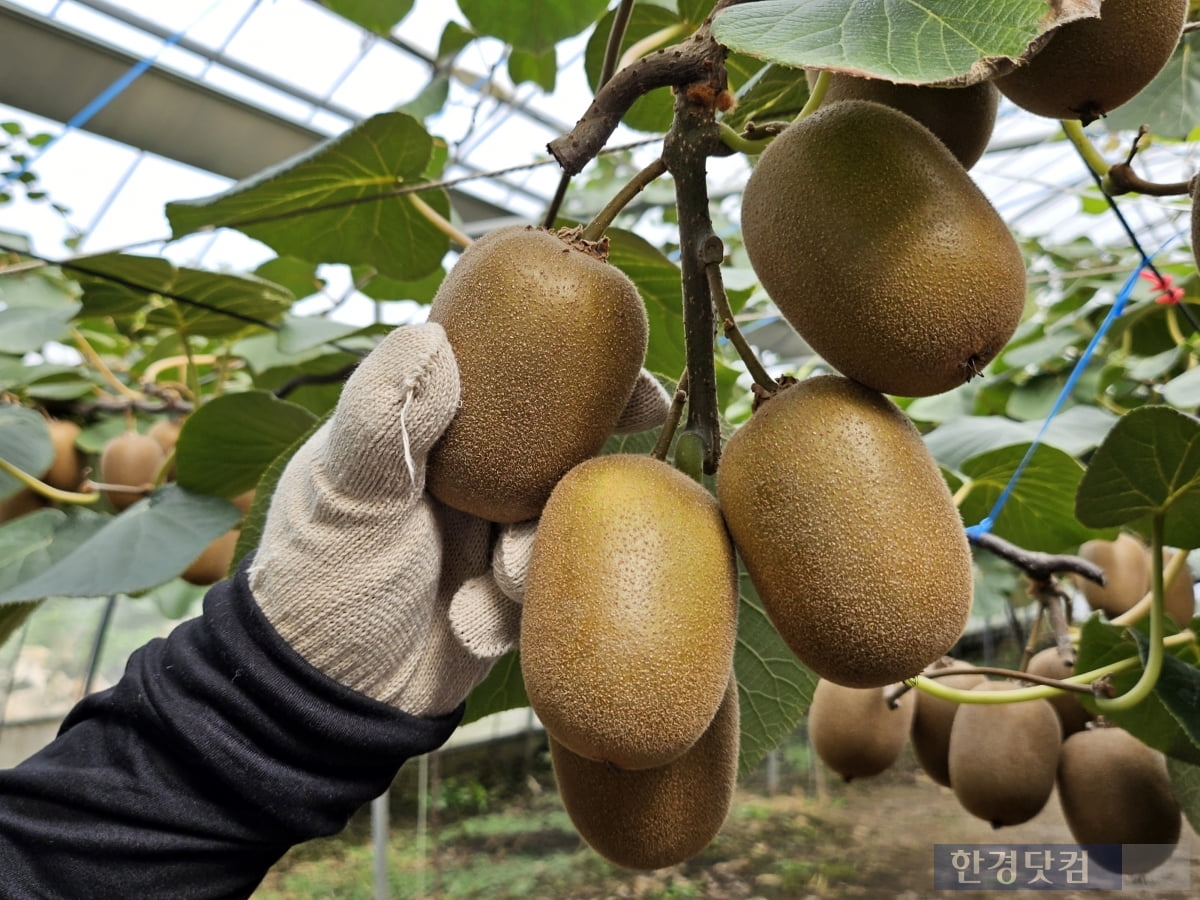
(806, 71, 999, 169)
(44, 419, 83, 491)
(910, 663, 986, 787)
(947, 681, 1062, 828)
(740, 100, 1026, 398)
(1025, 647, 1093, 737)
(549, 676, 739, 871)
(717, 375, 972, 688)
(99, 432, 167, 510)
(1073, 533, 1150, 617)
(426, 225, 648, 524)
(522, 454, 738, 770)
(807, 678, 915, 781)
(992, 0, 1187, 123)
(1057, 726, 1182, 874)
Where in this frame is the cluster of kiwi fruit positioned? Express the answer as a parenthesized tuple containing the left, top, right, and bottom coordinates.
(1073, 533, 1197, 627)
(1, 414, 249, 587)
(809, 660, 1183, 873)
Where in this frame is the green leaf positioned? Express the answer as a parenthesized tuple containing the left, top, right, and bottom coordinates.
(924, 405, 1117, 472)
(1075, 615, 1200, 765)
(1167, 757, 1200, 836)
(508, 47, 557, 92)
(175, 392, 318, 498)
(959, 443, 1112, 554)
(711, 0, 1096, 85)
(1105, 32, 1200, 140)
(721, 60, 810, 132)
(0, 507, 109, 593)
(317, 0, 413, 34)
(254, 256, 326, 301)
(735, 574, 817, 776)
(74, 254, 292, 338)
(166, 113, 451, 281)
(277, 314, 363, 355)
(0, 486, 242, 604)
(0, 406, 52, 500)
(356, 266, 444, 304)
(1075, 405, 1200, 549)
(1163, 365, 1200, 409)
(0, 267, 80, 352)
(459, 0, 609, 55)
(462, 652, 529, 726)
(399, 76, 451, 120)
(604, 229, 686, 380)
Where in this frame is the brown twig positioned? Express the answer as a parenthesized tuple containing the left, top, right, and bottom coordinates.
(968, 530, 1104, 585)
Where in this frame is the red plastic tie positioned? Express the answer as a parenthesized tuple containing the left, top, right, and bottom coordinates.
(1141, 269, 1185, 305)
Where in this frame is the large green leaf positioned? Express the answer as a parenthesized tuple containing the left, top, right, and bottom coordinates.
(1075, 405, 1200, 550)
(925, 405, 1117, 470)
(0, 507, 109, 593)
(1105, 32, 1200, 140)
(721, 60, 811, 132)
(1074, 614, 1200, 765)
(711, 0, 1099, 85)
(605, 229, 688, 380)
(0, 406, 52, 500)
(459, 0, 609, 55)
(958, 442, 1112, 554)
(317, 0, 413, 34)
(174, 391, 318, 498)
(735, 574, 817, 776)
(1167, 757, 1200, 835)
(462, 652, 529, 726)
(0, 486, 241, 604)
(0, 268, 79, 353)
(74, 254, 292, 338)
(166, 113, 451, 281)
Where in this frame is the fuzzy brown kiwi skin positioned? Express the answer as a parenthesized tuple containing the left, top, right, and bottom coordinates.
(911, 666, 986, 787)
(1025, 648, 1093, 738)
(1057, 726, 1182, 874)
(1073, 533, 1150, 619)
(807, 72, 999, 170)
(992, 0, 1188, 124)
(739, 100, 1026, 398)
(426, 226, 648, 524)
(521, 454, 738, 771)
(99, 432, 167, 511)
(948, 681, 1063, 828)
(549, 676, 739, 871)
(717, 375, 973, 689)
(808, 679, 916, 781)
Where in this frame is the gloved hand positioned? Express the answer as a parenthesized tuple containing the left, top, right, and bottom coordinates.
(248, 323, 669, 717)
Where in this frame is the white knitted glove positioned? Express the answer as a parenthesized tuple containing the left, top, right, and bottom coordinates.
(248, 323, 668, 717)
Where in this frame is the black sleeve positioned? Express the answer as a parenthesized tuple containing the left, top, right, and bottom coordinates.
(0, 558, 463, 900)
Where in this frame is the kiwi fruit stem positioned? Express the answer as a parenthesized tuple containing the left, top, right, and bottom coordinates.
(581, 157, 669, 242)
(650, 370, 689, 462)
(1111, 546, 1191, 627)
(0, 456, 100, 506)
(717, 123, 772, 156)
(799, 69, 830, 119)
(1060, 120, 1110, 181)
(1094, 515, 1168, 714)
(410, 194, 472, 250)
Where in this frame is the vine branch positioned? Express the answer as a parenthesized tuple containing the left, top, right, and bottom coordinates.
(968, 529, 1105, 585)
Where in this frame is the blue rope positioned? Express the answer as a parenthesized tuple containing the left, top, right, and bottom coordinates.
(964, 236, 1180, 539)
(3, 1, 225, 188)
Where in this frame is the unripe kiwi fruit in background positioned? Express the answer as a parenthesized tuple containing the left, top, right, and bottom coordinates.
(806, 71, 999, 169)
(99, 432, 167, 510)
(1057, 725, 1182, 874)
(426, 226, 648, 524)
(43, 419, 83, 491)
(948, 681, 1063, 828)
(1162, 549, 1196, 626)
(1072, 533, 1153, 619)
(717, 375, 972, 688)
(992, 0, 1188, 124)
(182, 529, 241, 586)
(740, 100, 1026, 398)
(910, 664, 986, 787)
(807, 679, 916, 781)
(549, 676, 739, 871)
(1025, 647, 1093, 737)
(521, 454, 737, 770)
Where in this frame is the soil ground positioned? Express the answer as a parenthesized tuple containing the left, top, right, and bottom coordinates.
(254, 742, 1198, 900)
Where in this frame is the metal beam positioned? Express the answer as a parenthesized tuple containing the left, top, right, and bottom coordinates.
(0, 0, 515, 227)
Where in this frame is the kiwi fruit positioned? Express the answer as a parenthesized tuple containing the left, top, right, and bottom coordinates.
(717, 375, 973, 688)
(910, 663, 986, 787)
(550, 676, 739, 871)
(740, 99, 1026, 398)
(1057, 725, 1182, 874)
(148, 418, 184, 455)
(521, 454, 737, 770)
(807, 71, 999, 169)
(1161, 549, 1195, 626)
(992, 0, 1188, 124)
(1073, 533, 1150, 618)
(43, 419, 83, 491)
(0, 489, 46, 522)
(807, 679, 916, 781)
(947, 681, 1063, 828)
(426, 225, 648, 524)
(181, 528, 241, 586)
(99, 432, 167, 510)
(1025, 647, 1093, 737)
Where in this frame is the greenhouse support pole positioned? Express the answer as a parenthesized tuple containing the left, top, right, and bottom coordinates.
(371, 789, 389, 900)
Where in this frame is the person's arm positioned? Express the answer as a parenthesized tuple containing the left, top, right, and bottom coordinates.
(0, 560, 461, 900)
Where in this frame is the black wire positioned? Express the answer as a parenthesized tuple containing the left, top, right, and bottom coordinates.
(0, 243, 368, 358)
